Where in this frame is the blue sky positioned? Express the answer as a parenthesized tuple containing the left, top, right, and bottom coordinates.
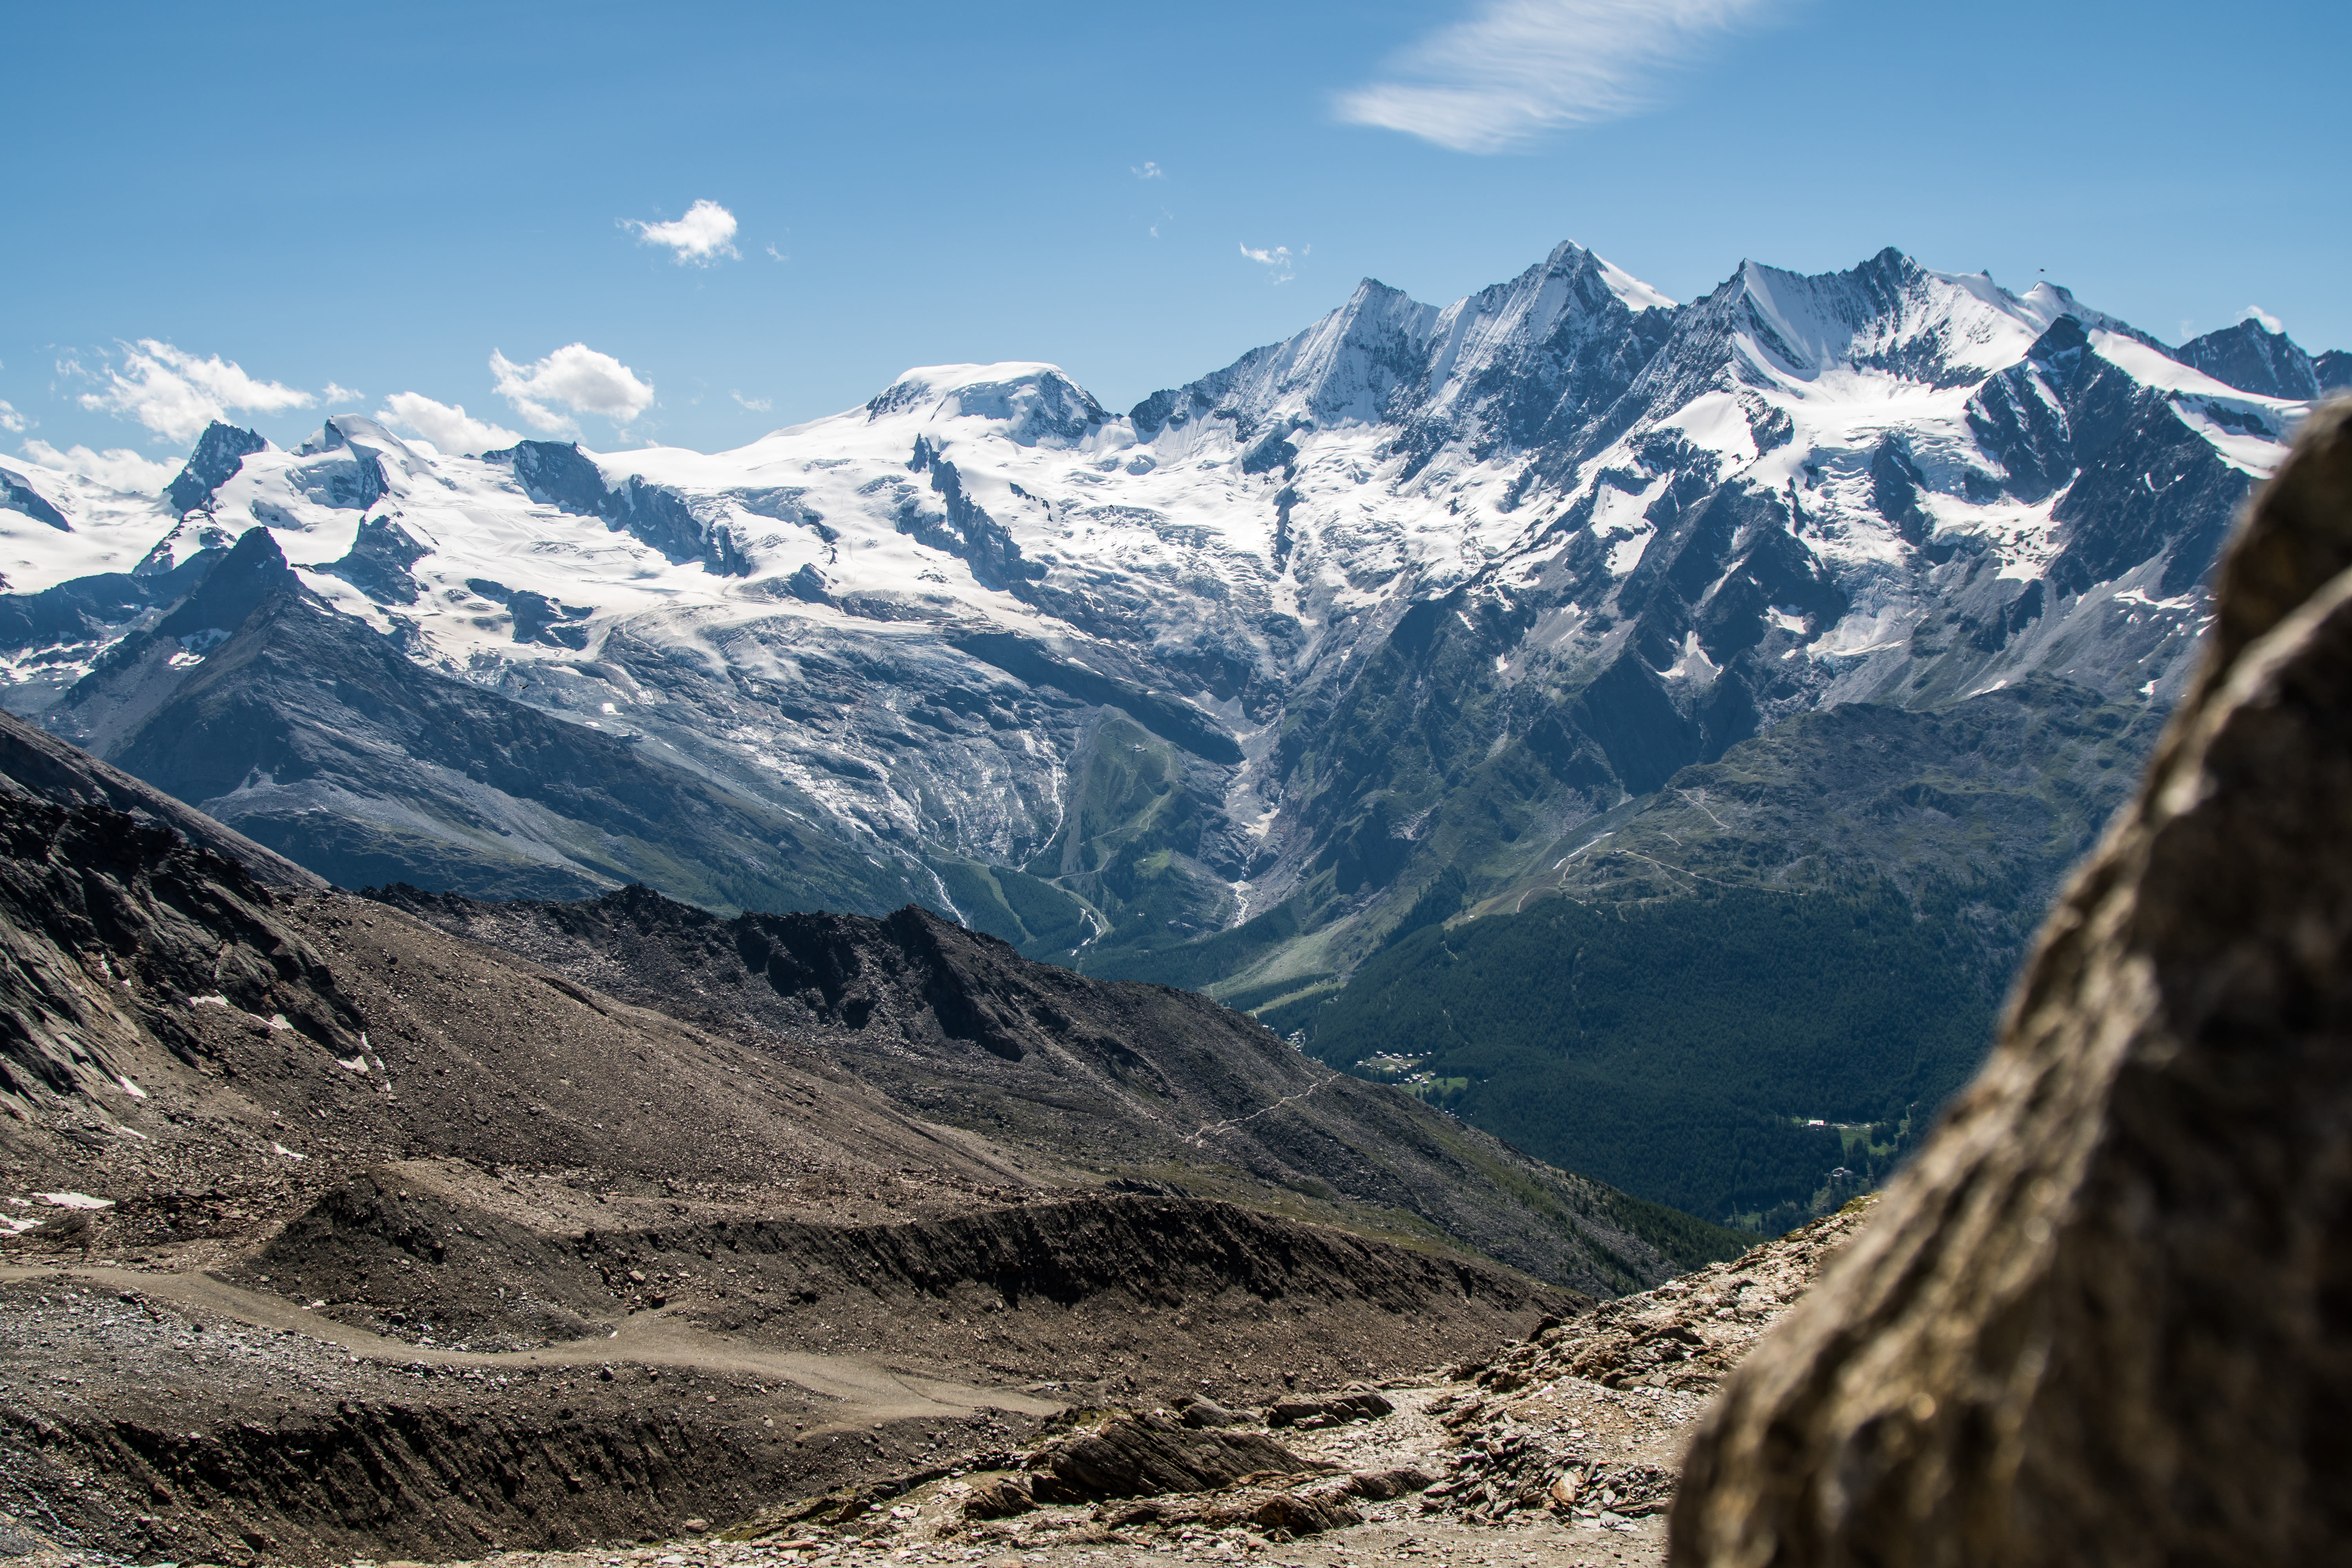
(6, 0, 2347, 471)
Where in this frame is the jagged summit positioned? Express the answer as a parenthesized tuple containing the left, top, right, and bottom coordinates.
(163, 419, 269, 516)
(2175, 314, 2337, 401)
(0, 237, 2339, 1062)
(1129, 240, 1676, 456)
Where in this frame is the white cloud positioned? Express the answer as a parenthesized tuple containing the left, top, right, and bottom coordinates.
(76, 339, 317, 443)
(0, 401, 24, 435)
(378, 392, 522, 456)
(21, 439, 181, 494)
(2242, 305, 2285, 334)
(626, 199, 741, 265)
(489, 343, 656, 435)
(321, 382, 364, 404)
(1337, 0, 1776, 153)
(1132, 161, 1165, 180)
(730, 390, 772, 412)
(1240, 242, 1305, 284)
(765, 243, 789, 262)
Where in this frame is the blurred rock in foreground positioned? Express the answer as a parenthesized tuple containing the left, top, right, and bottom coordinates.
(1671, 399, 2352, 1564)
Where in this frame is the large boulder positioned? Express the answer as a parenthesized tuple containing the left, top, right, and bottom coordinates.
(1669, 399, 2352, 1567)
(1022, 1412, 1323, 1504)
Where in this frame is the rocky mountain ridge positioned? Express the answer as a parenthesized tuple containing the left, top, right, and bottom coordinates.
(2, 245, 2339, 1220)
(0, 244, 2331, 1000)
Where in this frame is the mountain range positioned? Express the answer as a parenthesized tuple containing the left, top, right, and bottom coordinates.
(1, 240, 2336, 1222)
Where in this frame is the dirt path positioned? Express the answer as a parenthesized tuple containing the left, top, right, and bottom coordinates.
(0, 1263, 1061, 1427)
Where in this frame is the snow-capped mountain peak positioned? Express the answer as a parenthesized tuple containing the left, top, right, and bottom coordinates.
(862, 363, 1111, 447)
(2, 239, 2340, 996)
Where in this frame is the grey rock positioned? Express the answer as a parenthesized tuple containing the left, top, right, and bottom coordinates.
(1022, 1412, 1321, 1503)
(1265, 1388, 1394, 1428)
(959, 1475, 1034, 1519)
(1249, 1487, 1363, 1536)
(1669, 397, 2352, 1566)
(1178, 1399, 1247, 1429)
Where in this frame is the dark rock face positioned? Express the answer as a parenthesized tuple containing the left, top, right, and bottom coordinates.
(1022, 1413, 1321, 1503)
(163, 421, 267, 516)
(0, 702, 321, 888)
(2174, 317, 2325, 400)
(490, 438, 750, 576)
(0, 785, 352, 1103)
(319, 515, 432, 605)
(0, 466, 70, 531)
(1669, 399, 2352, 1566)
(494, 437, 612, 515)
(904, 436, 1045, 592)
(1179, 1398, 1247, 1429)
(0, 549, 221, 664)
(1266, 1388, 1393, 1428)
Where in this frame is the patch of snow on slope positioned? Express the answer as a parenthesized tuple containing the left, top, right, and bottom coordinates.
(1598, 256, 1675, 312)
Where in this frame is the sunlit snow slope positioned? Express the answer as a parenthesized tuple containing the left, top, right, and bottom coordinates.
(1, 242, 2339, 996)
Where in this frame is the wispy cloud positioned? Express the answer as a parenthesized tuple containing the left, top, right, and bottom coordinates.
(490, 344, 655, 436)
(21, 439, 181, 493)
(730, 390, 772, 413)
(764, 243, 789, 262)
(377, 392, 521, 456)
(1240, 242, 1305, 284)
(1337, 0, 1777, 153)
(1132, 161, 1165, 180)
(0, 401, 23, 435)
(625, 199, 741, 265)
(321, 382, 364, 404)
(2242, 305, 2285, 334)
(77, 340, 315, 443)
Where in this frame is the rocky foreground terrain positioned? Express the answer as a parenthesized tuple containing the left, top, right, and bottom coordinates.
(0, 1190, 1871, 1568)
(0, 702, 1764, 1567)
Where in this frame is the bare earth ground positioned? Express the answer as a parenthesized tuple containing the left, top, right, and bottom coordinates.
(0, 1201, 1872, 1568)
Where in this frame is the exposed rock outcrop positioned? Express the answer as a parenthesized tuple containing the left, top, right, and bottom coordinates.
(1020, 1412, 1323, 1503)
(1669, 399, 2352, 1565)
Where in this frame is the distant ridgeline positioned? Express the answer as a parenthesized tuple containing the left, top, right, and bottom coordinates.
(1274, 674, 2165, 1227)
(1307, 887, 1989, 1232)
(0, 243, 2328, 1229)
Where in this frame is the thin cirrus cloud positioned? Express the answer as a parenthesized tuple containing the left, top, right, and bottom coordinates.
(1337, 0, 1778, 153)
(625, 199, 742, 265)
(377, 392, 521, 456)
(730, 391, 772, 413)
(20, 439, 182, 494)
(77, 339, 316, 443)
(490, 344, 656, 436)
(1240, 243, 1305, 284)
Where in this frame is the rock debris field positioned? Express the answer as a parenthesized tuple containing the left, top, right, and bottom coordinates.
(0, 1200, 1873, 1568)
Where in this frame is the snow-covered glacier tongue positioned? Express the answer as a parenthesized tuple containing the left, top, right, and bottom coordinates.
(0, 244, 2329, 1013)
